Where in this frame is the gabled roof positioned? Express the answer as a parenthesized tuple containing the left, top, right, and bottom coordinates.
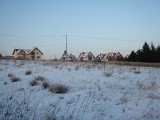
(97, 52, 124, 61)
(12, 47, 43, 55)
(78, 52, 96, 60)
(60, 50, 76, 61)
(32, 47, 43, 55)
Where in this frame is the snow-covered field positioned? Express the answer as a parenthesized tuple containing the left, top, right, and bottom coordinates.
(0, 60, 160, 120)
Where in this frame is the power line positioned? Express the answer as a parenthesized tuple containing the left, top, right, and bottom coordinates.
(0, 34, 143, 42)
(68, 34, 143, 42)
(0, 34, 62, 38)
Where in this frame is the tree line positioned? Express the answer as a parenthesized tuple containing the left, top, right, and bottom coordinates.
(126, 42, 160, 63)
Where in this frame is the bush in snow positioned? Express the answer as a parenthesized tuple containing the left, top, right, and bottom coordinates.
(8, 73, 13, 77)
(4, 82, 7, 85)
(25, 70, 32, 75)
(49, 84, 68, 94)
(8, 73, 20, 82)
(30, 80, 38, 86)
(134, 71, 141, 74)
(104, 72, 112, 77)
(42, 81, 50, 89)
(35, 76, 45, 81)
(10, 76, 20, 82)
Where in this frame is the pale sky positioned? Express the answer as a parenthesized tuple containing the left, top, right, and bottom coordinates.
(0, 0, 160, 59)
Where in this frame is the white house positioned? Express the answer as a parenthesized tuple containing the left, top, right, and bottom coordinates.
(78, 52, 96, 61)
(12, 47, 43, 60)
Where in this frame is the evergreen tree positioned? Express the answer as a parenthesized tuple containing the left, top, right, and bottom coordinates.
(142, 42, 150, 62)
(127, 42, 160, 63)
(157, 45, 160, 62)
(150, 42, 156, 62)
(136, 49, 142, 62)
(128, 51, 137, 62)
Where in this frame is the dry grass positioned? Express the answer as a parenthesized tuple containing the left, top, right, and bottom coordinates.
(104, 61, 160, 67)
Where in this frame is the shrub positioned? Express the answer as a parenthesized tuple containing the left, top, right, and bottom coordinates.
(42, 81, 50, 89)
(25, 70, 32, 75)
(10, 76, 20, 82)
(8, 73, 13, 78)
(30, 80, 38, 86)
(4, 82, 7, 85)
(134, 71, 141, 74)
(75, 66, 79, 70)
(35, 76, 45, 81)
(104, 72, 112, 77)
(49, 84, 68, 94)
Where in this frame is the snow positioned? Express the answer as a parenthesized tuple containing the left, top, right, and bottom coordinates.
(0, 60, 160, 120)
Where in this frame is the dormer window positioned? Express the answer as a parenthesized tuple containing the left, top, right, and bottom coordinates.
(19, 50, 25, 54)
(31, 52, 35, 55)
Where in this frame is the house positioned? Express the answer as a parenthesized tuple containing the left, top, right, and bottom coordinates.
(96, 52, 124, 62)
(113, 52, 124, 61)
(78, 52, 96, 62)
(3, 56, 14, 59)
(12, 47, 43, 60)
(0, 54, 2, 59)
(60, 51, 77, 61)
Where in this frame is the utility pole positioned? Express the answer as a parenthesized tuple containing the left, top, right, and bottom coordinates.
(66, 35, 67, 54)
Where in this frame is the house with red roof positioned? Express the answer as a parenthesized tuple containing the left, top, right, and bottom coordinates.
(96, 52, 124, 62)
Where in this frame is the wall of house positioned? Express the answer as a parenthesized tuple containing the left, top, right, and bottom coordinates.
(13, 49, 43, 60)
(13, 53, 30, 60)
(13, 52, 18, 59)
(28, 49, 42, 60)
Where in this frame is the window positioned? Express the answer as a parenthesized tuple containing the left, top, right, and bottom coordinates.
(31, 52, 35, 55)
(37, 56, 40, 58)
(37, 52, 38, 54)
(19, 50, 25, 54)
